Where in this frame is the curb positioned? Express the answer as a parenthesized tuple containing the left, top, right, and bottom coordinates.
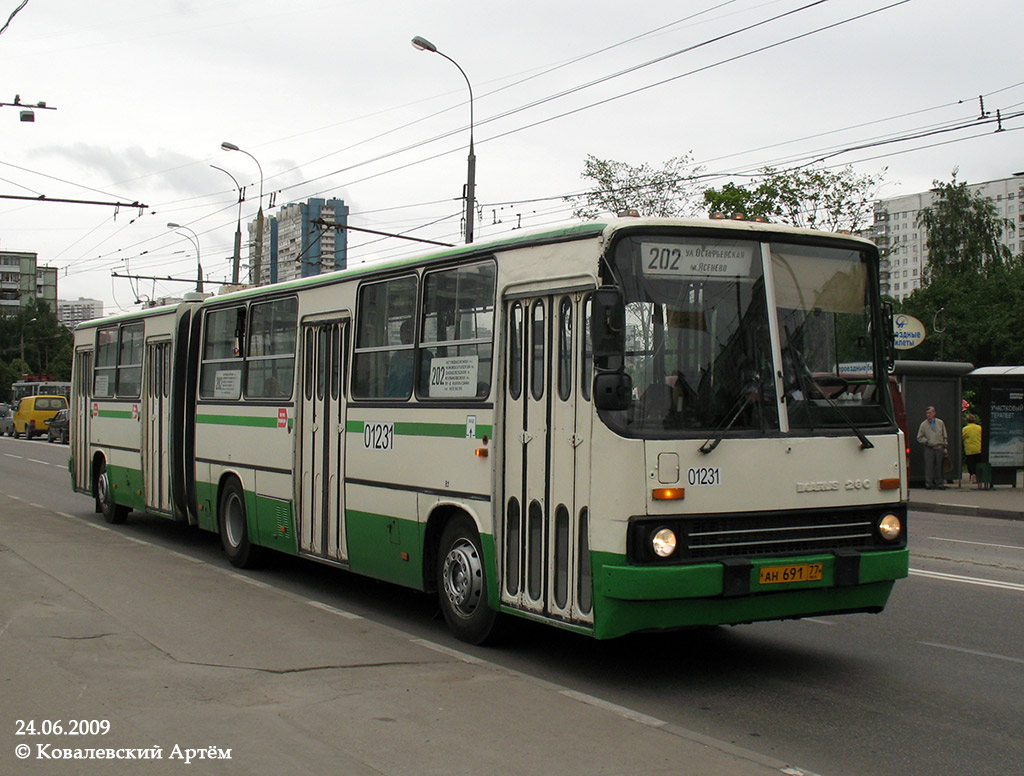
(908, 499, 1023, 521)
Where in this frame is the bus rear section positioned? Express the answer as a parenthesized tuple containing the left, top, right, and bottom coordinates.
(71, 305, 193, 523)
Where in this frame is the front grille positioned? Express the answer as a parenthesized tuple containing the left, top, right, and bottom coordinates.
(686, 511, 875, 560)
(628, 505, 906, 564)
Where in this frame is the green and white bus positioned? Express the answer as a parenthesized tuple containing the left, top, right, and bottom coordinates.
(71, 217, 908, 643)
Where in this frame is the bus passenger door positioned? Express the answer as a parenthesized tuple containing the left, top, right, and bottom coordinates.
(501, 293, 592, 625)
(298, 321, 348, 563)
(143, 340, 172, 514)
(72, 348, 93, 493)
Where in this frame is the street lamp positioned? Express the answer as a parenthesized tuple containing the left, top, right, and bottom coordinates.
(211, 164, 244, 285)
(412, 35, 477, 244)
(221, 141, 265, 285)
(166, 222, 203, 293)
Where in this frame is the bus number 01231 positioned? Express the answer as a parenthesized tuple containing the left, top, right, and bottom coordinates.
(363, 422, 394, 451)
(687, 467, 721, 486)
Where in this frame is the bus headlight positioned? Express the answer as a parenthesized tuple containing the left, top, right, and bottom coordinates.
(652, 528, 677, 558)
(878, 513, 902, 541)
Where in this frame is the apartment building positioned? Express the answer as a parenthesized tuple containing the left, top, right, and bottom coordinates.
(57, 297, 104, 327)
(867, 173, 1023, 300)
(247, 197, 349, 286)
(0, 248, 57, 316)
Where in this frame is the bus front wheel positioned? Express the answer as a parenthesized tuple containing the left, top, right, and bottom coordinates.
(436, 516, 501, 645)
(96, 461, 129, 524)
(219, 479, 262, 569)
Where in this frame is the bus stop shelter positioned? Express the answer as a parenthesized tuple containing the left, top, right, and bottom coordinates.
(965, 366, 1024, 487)
(892, 360, 973, 487)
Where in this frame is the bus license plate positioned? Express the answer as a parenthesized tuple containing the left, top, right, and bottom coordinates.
(758, 563, 823, 585)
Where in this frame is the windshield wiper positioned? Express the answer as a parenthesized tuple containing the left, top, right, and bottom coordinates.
(699, 379, 758, 455)
(814, 385, 874, 450)
(786, 345, 873, 450)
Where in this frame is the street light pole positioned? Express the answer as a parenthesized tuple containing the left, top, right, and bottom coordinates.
(166, 223, 203, 293)
(211, 165, 244, 285)
(412, 35, 476, 244)
(221, 142, 265, 284)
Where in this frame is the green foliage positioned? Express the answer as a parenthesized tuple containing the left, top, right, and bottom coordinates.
(565, 154, 705, 219)
(704, 165, 884, 232)
(0, 300, 73, 400)
(897, 259, 1024, 366)
(915, 169, 1015, 282)
(702, 181, 777, 221)
(895, 171, 1023, 368)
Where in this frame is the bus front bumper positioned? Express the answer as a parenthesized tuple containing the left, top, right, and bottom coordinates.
(590, 549, 909, 639)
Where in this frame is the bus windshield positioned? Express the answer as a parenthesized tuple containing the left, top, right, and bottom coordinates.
(604, 233, 890, 439)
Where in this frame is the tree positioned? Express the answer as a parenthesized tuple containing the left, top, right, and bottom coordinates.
(897, 262, 1024, 366)
(896, 172, 1023, 366)
(703, 164, 885, 232)
(565, 154, 705, 219)
(0, 300, 73, 400)
(916, 169, 1015, 282)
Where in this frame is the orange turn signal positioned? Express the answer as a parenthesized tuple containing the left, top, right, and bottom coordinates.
(652, 487, 685, 501)
(475, 448, 488, 457)
(879, 478, 900, 490)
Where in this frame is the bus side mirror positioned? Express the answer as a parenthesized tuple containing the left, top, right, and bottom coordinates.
(883, 301, 895, 371)
(593, 371, 632, 411)
(591, 287, 625, 364)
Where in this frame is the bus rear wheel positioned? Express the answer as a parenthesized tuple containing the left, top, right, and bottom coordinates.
(219, 479, 263, 568)
(437, 516, 501, 645)
(96, 461, 129, 524)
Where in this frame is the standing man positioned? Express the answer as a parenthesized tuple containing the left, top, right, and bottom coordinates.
(916, 406, 948, 489)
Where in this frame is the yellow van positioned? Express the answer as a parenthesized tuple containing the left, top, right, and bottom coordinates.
(13, 394, 68, 439)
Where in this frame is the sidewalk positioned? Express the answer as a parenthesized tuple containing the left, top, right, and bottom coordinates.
(908, 469, 1024, 520)
(0, 497, 804, 776)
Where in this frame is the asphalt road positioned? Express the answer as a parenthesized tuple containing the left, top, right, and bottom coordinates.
(3, 434, 1022, 776)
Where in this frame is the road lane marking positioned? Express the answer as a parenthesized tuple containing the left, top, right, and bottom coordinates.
(920, 641, 1024, 665)
(910, 568, 1024, 591)
(928, 536, 1024, 552)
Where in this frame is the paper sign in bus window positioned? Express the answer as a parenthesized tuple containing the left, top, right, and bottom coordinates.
(214, 370, 242, 399)
(428, 356, 479, 398)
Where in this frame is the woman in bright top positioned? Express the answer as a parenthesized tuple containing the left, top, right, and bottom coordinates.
(962, 415, 983, 485)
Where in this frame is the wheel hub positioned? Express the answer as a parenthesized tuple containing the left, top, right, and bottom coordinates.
(442, 539, 483, 617)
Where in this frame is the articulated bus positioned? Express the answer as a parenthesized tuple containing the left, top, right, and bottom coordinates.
(70, 218, 908, 643)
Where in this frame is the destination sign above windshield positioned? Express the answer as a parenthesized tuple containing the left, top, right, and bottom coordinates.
(640, 241, 755, 278)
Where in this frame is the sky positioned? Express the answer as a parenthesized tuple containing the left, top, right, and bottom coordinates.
(1, 0, 1022, 315)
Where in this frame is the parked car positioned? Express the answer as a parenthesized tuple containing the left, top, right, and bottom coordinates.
(12, 394, 68, 439)
(0, 404, 13, 436)
(47, 408, 70, 444)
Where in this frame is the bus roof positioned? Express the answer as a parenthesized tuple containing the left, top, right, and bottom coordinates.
(75, 217, 878, 324)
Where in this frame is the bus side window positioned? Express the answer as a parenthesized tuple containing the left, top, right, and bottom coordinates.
(200, 306, 246, 400)
(116, 323, 144, 398)
(352, 275, 418, 399)
(246, 297, 297, 400)
(94, 326, 118, 398)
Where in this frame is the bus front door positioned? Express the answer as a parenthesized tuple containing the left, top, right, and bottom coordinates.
(298, 321, 349, 563)
(501, 293, 593, 627)
(143, 340, 172, 514)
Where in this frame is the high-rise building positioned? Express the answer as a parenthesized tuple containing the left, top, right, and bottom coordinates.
(58, 297, 104, 327)
(866, 173, 1023, 301)
(247, 197, 349, 286)
(0, 247, 57, 316)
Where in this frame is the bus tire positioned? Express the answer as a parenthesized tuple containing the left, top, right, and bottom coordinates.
(97, 461, 129, 524)
(437, 516, 501, 645)
(219, 479, 262, 568)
